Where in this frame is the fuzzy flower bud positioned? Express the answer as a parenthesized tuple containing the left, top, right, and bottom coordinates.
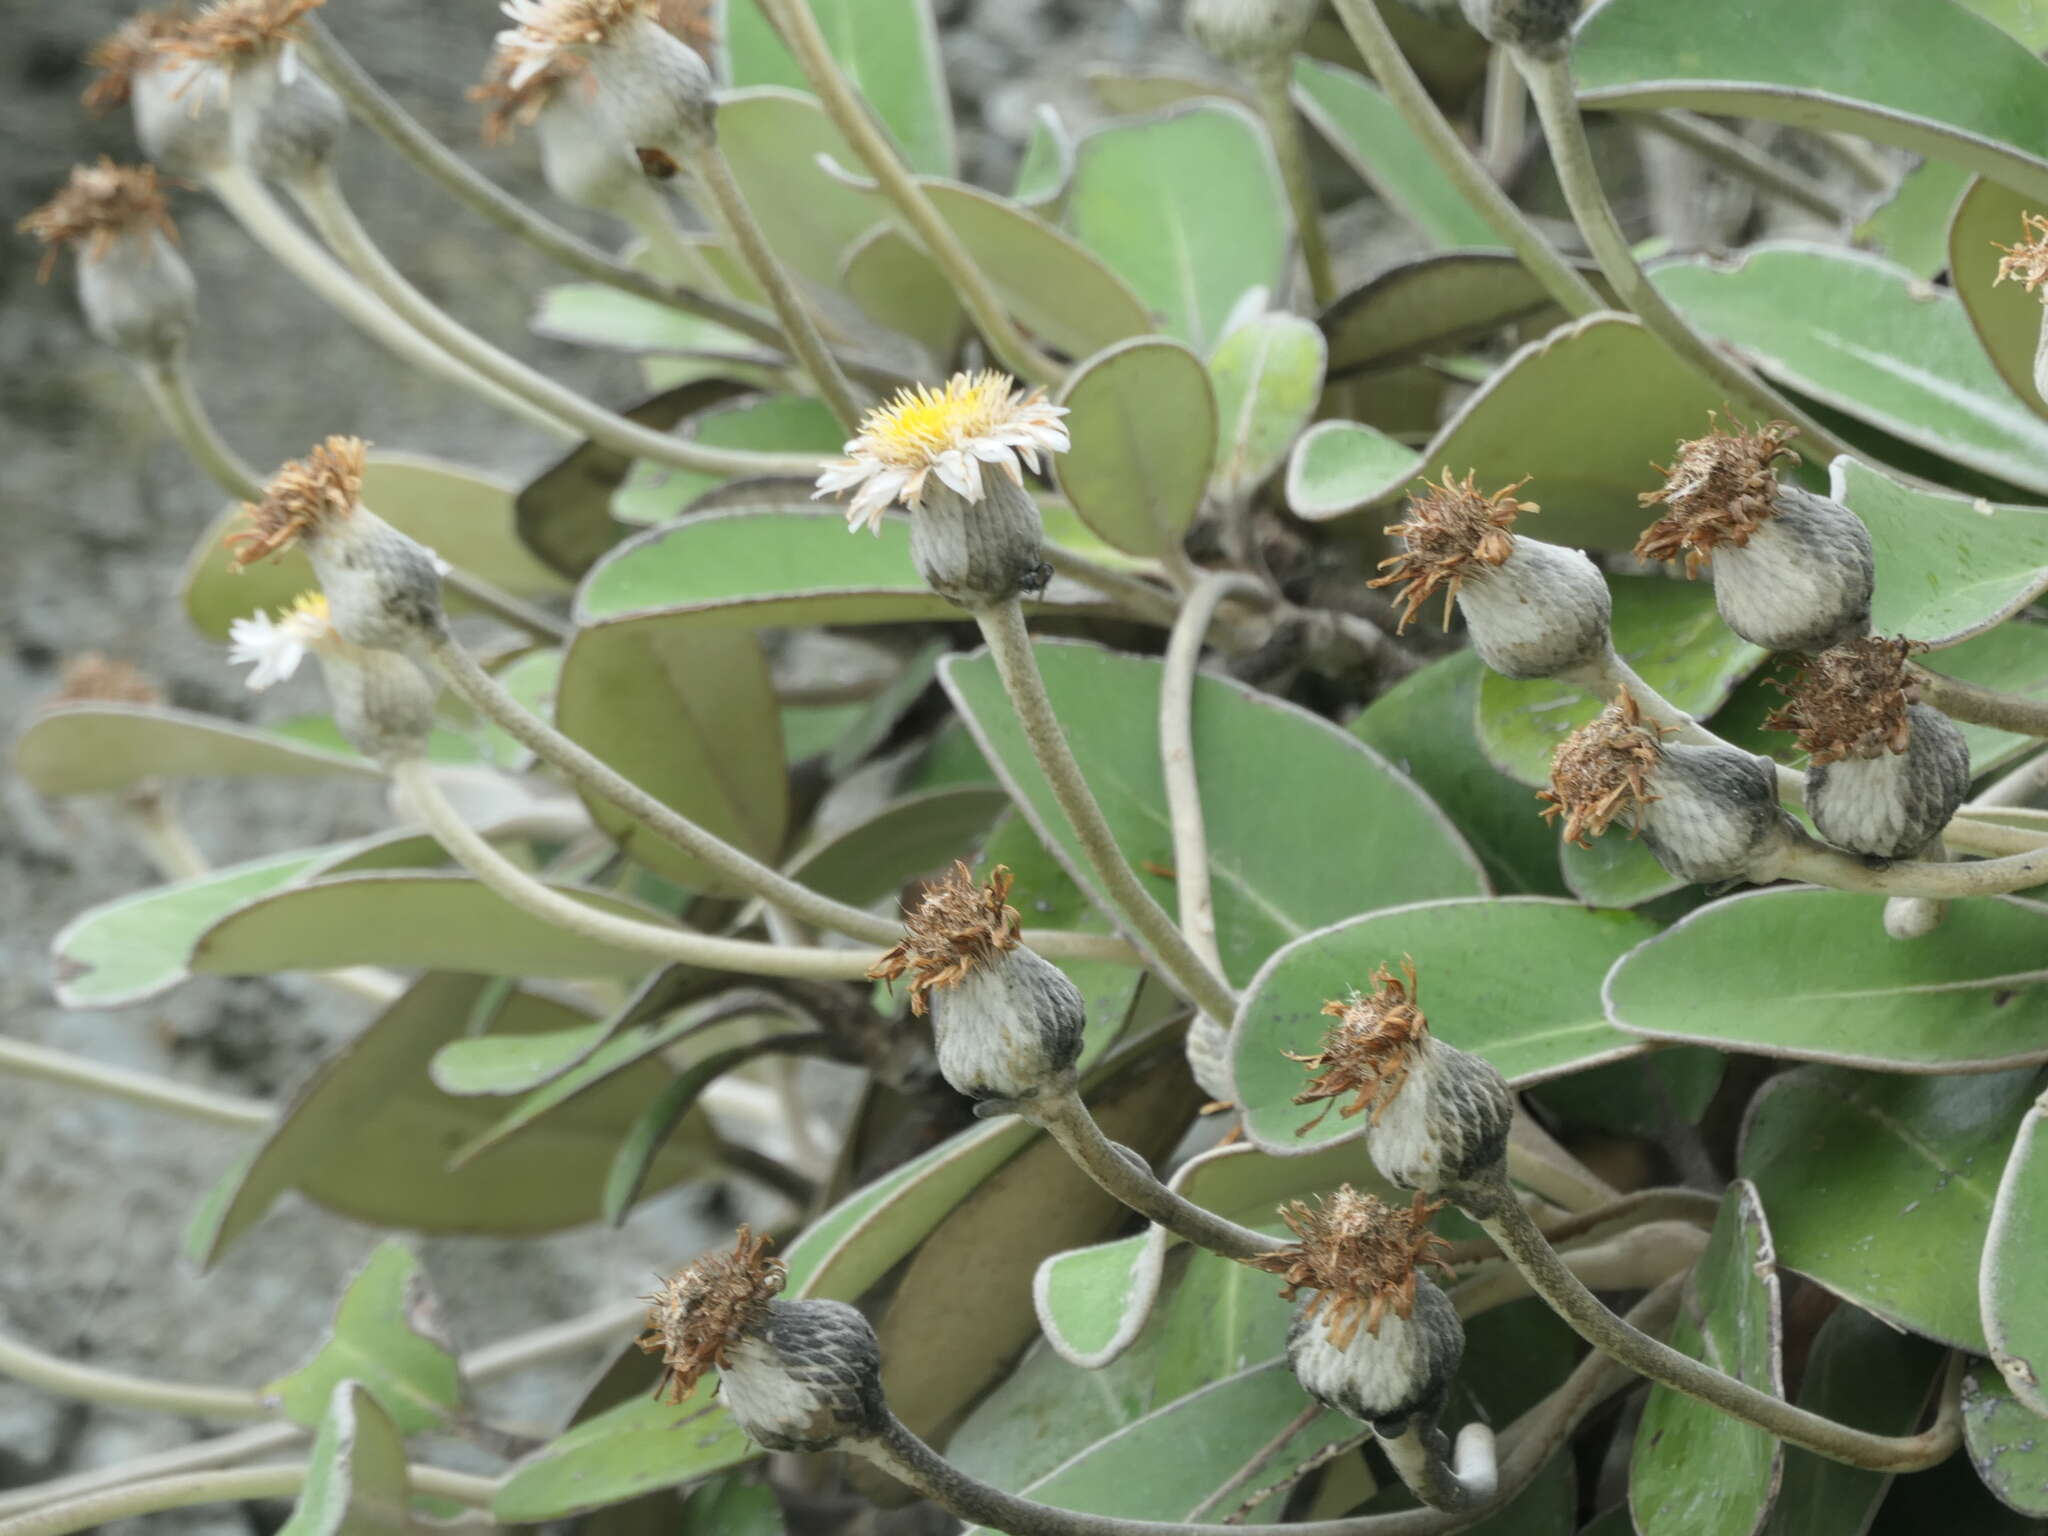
(1250, 1188, 1464, 1432)
(1458, 0, 1579, 57)
(814, 371, 1069, 609)
(1185, 0, 1322, 65)
(1369, 471, 1612, 681)
(639, 1228, 886, 1452)
(869, 863, 1085, 1108)
(159, 0, 344, 182)
(20, 160, 196, 365)
(226, 437, 448, 654)
(88, 11, 235, 179)
(1764, 638, 1971, 860)
(1541, 689, 1793, 885)
(493, 0, 715, 159)
(473, 52, 655, 219)
(1290, 961, 1514, 1207)
(1636, 419, 1874, 654)
(227, 591, 439, 761)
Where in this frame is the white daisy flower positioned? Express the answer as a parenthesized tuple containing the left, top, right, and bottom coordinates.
(227, 590, 334, 692)
(812, 370, 1070, 536)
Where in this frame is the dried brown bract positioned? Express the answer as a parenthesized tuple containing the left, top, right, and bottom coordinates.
(654, 0, 714, 52)
(18, 160, 179, 282)
(160, 0, 324, 66)
(1763, 636, 1920, 766)
(83, 9, 185, 114)
(1290, 959, 1429, 1132)
(1538, 689, 1671, 847)
(1248, 1188, 1451, 1348)
(49, 653, 161, 708)
(868, 862, 1022, 1016)
(226, 435, 367, 568)
(1995, 212, 2048, 297)
(637, 1226, 786, 1406)
(1635, 416, 1800, 575)
(470, 47, 589, 142)
(1367, 469, 1536, 633)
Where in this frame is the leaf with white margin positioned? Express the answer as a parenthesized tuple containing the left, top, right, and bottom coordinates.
(1982, 1084, 2048, 1416)
(15, 705, 377, 795)
(277, 1382, 410, 1536)
(1208, 312, 1326, 500)
(267, 1242, 462, 1434)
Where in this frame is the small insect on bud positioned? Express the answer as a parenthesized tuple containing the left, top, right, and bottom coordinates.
(159, 0, 344, 183)
(19, 160, 196, 366)
(228, 591, 440, 762)
(226, 437, 448, 654)
(87, 10, 235, 180)
(869, 863, 1085, 1109)
(1541, 688, 1793, 885)
(1369, 470, 1613, 682)
(473, 50, 652, 218)
(493, 0, 717, 160)
(1250, 1188, 1464, 1433)
(814, 371, 1070, 610)
(1764, 637, 1971, 861)
(639, 1227, 886, 1452)
(1994, 213, 2048, 403)
(1635, 418, 1874, 654)
(1185, 0, 1322, 65)
(1458, 0, 1580, 57)
(1290, 961, 1514, 1208)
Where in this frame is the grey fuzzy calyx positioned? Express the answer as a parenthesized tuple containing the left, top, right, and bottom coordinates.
(720, 1298, 887, 1452)
(1640, 743, 1792, 885)
(928, 946, 1084, 1104)
(1462, 538, 1613, 681)
(1808, 703, 1971, 859)
(1710, 487, 1874, 654)
(909, 477, 1047, 609)
(1286, 1278, 1464, 1431)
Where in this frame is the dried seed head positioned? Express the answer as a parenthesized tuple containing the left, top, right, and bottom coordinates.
(1538, 689, 1671, 848)
(1369, 470, 1536, 633)
(494, 0, 715, 151)
(19, 160, 179, 283)
(227, 435, 366, 568)
(471, 45, 590, 141)
(1995, 213, 2048, 299)
(1250, 1188, 1452, 1350)
(158, 0, 323, 68)
(1291, 960, 1430, 1133)
(83, 9, 185, 113)
(637, 1226, 786, 1406)
(1763, 637, 1920, 766)
(1635, 417, 1800, 575)
(869, 862, 1022, 1017)
(653, 0, 713, 52)
(48, 653, 161, 708)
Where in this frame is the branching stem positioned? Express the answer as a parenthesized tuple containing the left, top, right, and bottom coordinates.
(0, 1463, 495, 1536)
(0, 1037, 270, 1133)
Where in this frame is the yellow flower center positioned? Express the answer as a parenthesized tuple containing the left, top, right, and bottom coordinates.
(860, 371, 1016, 468)
(285, 590, 331, 625)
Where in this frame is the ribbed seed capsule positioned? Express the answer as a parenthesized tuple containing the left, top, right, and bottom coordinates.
(1185, 0, 1322, 64)
(20, 160, 196, 366)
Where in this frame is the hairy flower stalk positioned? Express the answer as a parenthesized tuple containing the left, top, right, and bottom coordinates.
(640, 1228, 886, 1451)
(1370, 471, 1612, 681)
(1540, 690, 1794, 886)
(1293, 962, 1515, 1212)
(20, 160, 195, 366)
(1765, 638, 1971, 861)
(869, 863, 1084, 1107)
(1635, 419, 1874, 653)
(1994, 211, 2048, 403)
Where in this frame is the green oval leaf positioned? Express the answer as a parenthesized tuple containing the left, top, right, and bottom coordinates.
(1607, 889, 2048, 1072)
(266, 1242, 463, 1435)
(715, 89, 880, 294)
(1209, 312, 1326, 500)
(1322, 251, 1608, 381)
(1950, 176, 2048, 425)
(279, 1383, 409, 1536)
(1631, 1181, 1786, 1536)
(1963, 1360, 2048, 1518)
(1739, 1063, 2040, 1349)
(1067, 102, 1289, 352)
(14, 704, 378, 796)
(1055, 337, 1218, 558)
(1982, 1086, 2048, 1415)
(1233, 897, 1659, 1155)
(611, 395, 845, 526)
(942, 639, 1487, 987)
(841, 225, 963, 367)
(1574, 0, 2048, 202)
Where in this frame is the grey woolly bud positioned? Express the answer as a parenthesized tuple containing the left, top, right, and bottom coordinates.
(535, 93, 653, 216)
(910, 476, 1049, 610)
(1710, 486, 1874, 654)
(77, 230, 197, 364)
(132, 61, 234, 180)
(1458, 0, 1579, 56)
(319, 647, 440, 764)
(592, 16, 716, 156)
(304, 507, 447, 654)
(1640, 743, 1793, 884)
(234, 51, 346, 182)
(929, 946, 1084, 1105)
(719, 1298, 888, 1452)
(1287, 1278, 1464, 1432)
(1366, 1036, 1514, 1205)
(1808, 703, 1971, 860)
(1186, 0, 1321, 63)
(1459, 537, 1613, 681)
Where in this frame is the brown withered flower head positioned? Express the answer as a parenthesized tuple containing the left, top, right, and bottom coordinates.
(18, 160, 179, 283)
(637, 1226, 787, 1406)
(158, 0, 324, 68)
(1764, 636, 1920, 766)
(1635, 416, 1800, 576)
(226, 435, 367, 568)
(83, 8, 185, 113)
(868, 862, 1023, 1017)
(1368, 469, 1536, 633)
(1248, 1187, 1452, 1349)
(47, 653, 162, 709)
(1995, 212, 2048, 298)
(470, 47, 589, 142)
(1538, 688, 1673, 847)
(1290, 959, 1430, 1132)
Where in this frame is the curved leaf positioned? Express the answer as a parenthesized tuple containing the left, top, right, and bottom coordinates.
(1950, 176, 2048, 425)
(715, 89, 879, 294)
(1209, 312, 1326, 500)
(1291, 58, 1494, 247)
(1233, 897, 1659, 1155)
(1055, 337, 1218, 558)
(267, 1242, 462, 1435)
(611, 395, 844, 526)
(1321, 251, 1608, 380)
(1606, 889, 2048, 1072)
(279, 1383, 409, 1536)
(15, 705, 377, 796)
(1962, 1361, 2048, 1518)
(1982, 1085, 2048, 1415)
(841, 225, 963, 367)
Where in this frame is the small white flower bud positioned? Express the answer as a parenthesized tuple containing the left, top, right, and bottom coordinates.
(1543, 690, 1795, 886)
(1458, 0, 1579, 57)
(870, 864, 1085, 1107)
(640, 1228, 888, 1453)
(22, 160, 196, 365)
(1185, 0, 1322, 65)
(1253, 1188, 1465, 1431)
(1637, 420, 1873, 654)
(1371, 471, 1612, 681)
(493, 1, 715, 159)
(1766, 639, 1971, 860)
